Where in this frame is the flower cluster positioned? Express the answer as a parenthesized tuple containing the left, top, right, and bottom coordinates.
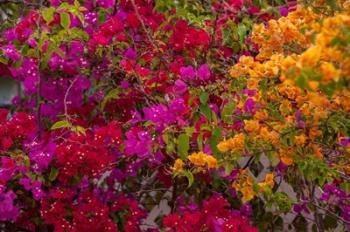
(232, 170, 274, 202)
(163, 195, 258, 232)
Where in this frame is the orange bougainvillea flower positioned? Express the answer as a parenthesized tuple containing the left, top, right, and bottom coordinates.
(217, 140, 230, 153)
(244, 120, 261, 133)
(241, 186, 255, 203)
(280, 153, 294, 166)
(295, 134, 307, 145)
(299, 46, 322, 68)
(264, 173, 275, 188)
(320, 62, 340, 82)
(187, 152, 218, 169)
(172, 159, 184, 172)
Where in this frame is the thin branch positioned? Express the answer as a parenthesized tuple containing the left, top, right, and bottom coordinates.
(311, 202, 350, 225)
(130, 0, 159, 51)
(63, 78, 78, 121)
(0, 0, 43, 7)
(35, 0, 44, 136)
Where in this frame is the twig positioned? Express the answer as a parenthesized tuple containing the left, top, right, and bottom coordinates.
(36, 0, 44, 136)
(130, 0, 158, 51)
(311, 202, 350, 225)
(63, 78, 78, 121)
(169, 178, 177, 212)
(0, 0, 42, 7)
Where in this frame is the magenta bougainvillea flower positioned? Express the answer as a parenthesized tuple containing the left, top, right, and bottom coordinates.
(0, 186, 19, 221)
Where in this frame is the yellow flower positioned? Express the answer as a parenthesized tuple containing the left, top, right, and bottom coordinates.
(232, 182, 241, 191)
(218, 134, 246, 153)
(320, 62, 340, 82)
(188, 152, 218, 169)
(259, 127, 270, 139)
(254, 110, 268, 121)
(295, 134, 307, 145)
(299, 46, 322, 67)
(217, 141, 230, 153)
(279, 99, 292, 115)
(205, 155, 218, 169)
(311, 144, 323, 159)
(257, 182, 268, 192)
(269, 130, 280, 146)
(308, 81, 319, 90)
(244, 120, 261, 133)
(241, 186, 255, 203)
(188, 152, 207, 166)
(280, 153, 294, 166)
(309, 128, 322, 140)
(230, 134, 246, 151)
(239, 56, 255, 66)
(172, 159, 184, 172)
(278, 84, 301, 100)
(247, 78, 259, 89)
(257, 173, 274, 192)
(264, 173, 275, 188)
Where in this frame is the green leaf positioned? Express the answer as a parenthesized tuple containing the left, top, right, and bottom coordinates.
(199, 104, 212, 121)
(296, 75, 308, 90)
(74, 0, 80, 8)
(60, 12, 70, 30)
(318, 176, 326, 186)
(42, 7, 55, 24)
(221, 101, 236, 123)
(101, 89, 119, 110)
(0, 56, 9, 65)
(182, 170, 194, 188)
(223, 162, 234, 175)
(73, 11, 85, 24)
(162, 134, 170, 144)
(321, 81, 337, 96)
(184, 127, 194, 137)
(238, 23, 247, 43)
(58, 2, 71, 10)
(197, 133, 203, 151)
(209, 127, 222, 155)
(199, 92, 209, 105)
(177, 134, 189, 160)
(341, 182, 350, 194)
(73, 126, 86, 135)
(51, 120, 71, 130)
(166, 142, 175, 154)
(98, 9, 107, 23)
(49, 168, 59, 181)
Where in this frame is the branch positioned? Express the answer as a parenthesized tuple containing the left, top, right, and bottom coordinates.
(311, 202, 350, 225)
(35, 0, 44, 136)
(130, 0, 159, 52)
(63, 78, 78, 121)
(0, 0, 43, 7)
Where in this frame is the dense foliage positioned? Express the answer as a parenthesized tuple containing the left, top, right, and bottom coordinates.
(0, 0, 350, 231)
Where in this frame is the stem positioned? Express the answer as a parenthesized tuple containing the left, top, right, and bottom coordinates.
(169, 178, 177, 212)
(130, 0, 158, 51)
(36, 0, 44, 136)
(309, 181, 325, 232)
(311, 202, 350, 225)
(63, 78, 78, 122)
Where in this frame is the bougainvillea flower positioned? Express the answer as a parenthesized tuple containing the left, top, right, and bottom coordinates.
(197, 64, 211, 80)
(180, 66, 196, 80)
(0, 186, 19, 221)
